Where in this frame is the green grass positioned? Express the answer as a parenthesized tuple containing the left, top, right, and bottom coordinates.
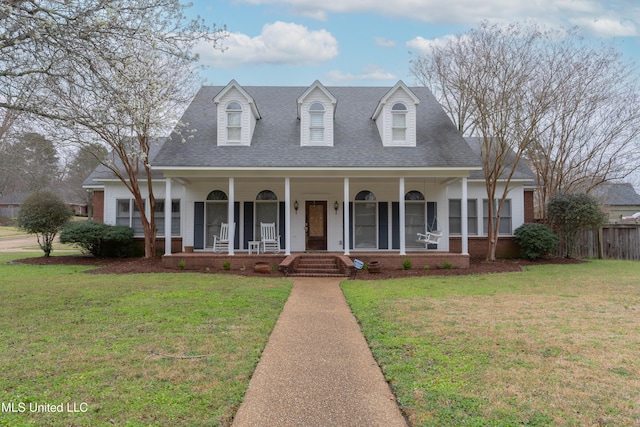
(0, 253, 292, 426)
(342, 260, 640, 426)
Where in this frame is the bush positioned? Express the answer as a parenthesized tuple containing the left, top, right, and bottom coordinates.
(514, 223, 559, 260)
(17, 191, 73, 257)
(402, 258, 412, 270)
(60, 221, 134, 257)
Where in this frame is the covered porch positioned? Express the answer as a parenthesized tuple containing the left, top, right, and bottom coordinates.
(159, 169, 474, 258)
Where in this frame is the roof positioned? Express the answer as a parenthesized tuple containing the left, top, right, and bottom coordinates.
(82, 138, 166, 188)
(464, 137, 536, 182)
(152, 85, 482, 170)
(592, 183, 640, 206)
(0, 191, 30, 205)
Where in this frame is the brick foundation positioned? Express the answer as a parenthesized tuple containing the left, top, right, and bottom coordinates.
(449, 237, 519, 259)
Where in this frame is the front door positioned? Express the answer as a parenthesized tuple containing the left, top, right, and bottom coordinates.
(305, 201, 327, 250)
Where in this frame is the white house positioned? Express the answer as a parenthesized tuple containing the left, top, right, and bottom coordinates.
(84, 80, 535, 261)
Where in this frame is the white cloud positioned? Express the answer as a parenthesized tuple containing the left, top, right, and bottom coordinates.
(375, 37, 396, 48)
(236, 0, 640, 37)
(406, 35, 466, 56)
(571, 17, 638, 37)
(326, 65, 396, 82)
(196, 21, 339, 68)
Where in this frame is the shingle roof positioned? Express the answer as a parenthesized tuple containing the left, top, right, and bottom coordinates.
(593, 183, 640, 206)
(464, 137, 536, 181)
(152, 85, 482, 169)
(82, 138, 166, 187)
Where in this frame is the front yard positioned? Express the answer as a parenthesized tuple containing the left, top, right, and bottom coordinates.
(0, 253, 292, 426)
(342, 260, 640, 426)
(1, 252, 639, 426)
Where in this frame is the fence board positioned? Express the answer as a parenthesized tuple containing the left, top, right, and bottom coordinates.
(557, 225, 640, 260)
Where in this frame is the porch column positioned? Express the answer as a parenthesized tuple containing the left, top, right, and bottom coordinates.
(399, 177, 406, 255)
(164, 178, 172, 255)
(284, 177, 291, 256)
(461, 177, 469, 255)
(343, 177, 350, 256)
(228, 177, 235, 256)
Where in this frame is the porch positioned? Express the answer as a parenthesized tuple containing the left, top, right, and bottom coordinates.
(161, 251, 471, 275)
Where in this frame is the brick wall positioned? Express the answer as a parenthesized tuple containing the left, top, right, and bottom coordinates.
(92, 190, 104, 222)
(449, 236, 520, 259)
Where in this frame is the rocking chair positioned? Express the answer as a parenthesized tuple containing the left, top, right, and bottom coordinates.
(213, 222, 235, 253)
(260, 222, 281, 253)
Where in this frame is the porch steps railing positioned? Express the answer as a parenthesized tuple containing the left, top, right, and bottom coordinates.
(289, 255, 347, 277)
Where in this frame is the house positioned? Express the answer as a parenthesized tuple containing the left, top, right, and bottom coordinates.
(592, 182, 640, 222)
(0, 190, 87, 218)
(84, 80, 535, 262)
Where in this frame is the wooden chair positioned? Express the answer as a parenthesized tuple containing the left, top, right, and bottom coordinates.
(260, 222, 281, 253)
(213, 222, 234, 253)
(416, 230, 443, 246)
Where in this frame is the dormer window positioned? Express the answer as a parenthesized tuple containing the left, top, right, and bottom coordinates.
(226, 102, 242, 142)
(309, 103, 325, 143)
(391, 103, 407, 142)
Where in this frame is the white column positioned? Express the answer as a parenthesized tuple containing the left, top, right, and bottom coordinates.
(461, 177, 469, 255)
(343, 177, 350, 256)
(285, 177, 291, 256)
(164, 178, 172, 255)
(228, 177, 235, 256)
(399, 177, 406, 255)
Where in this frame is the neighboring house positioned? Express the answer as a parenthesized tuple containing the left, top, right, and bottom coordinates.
(0, 191, 29, 218)
(84, 80, 535, 258)
(0, 190, 87, 218)
(592, 182, 640, 222)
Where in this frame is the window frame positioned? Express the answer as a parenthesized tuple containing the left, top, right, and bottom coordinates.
(391, 102, 407, 143)
(483, 199, 512, 235)
(448, 199, 478, 235)
(225, 102, 242, 143)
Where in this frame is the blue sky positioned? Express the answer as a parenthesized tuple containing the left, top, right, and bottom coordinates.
(186, 0, 640, 87)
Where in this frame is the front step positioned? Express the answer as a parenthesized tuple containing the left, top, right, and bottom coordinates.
(288, 255, 347, 277)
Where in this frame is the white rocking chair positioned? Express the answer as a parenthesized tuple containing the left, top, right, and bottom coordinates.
(260, 222, 281, 253)
(213, 222, 234, 253)
(416, 230, 443, 246)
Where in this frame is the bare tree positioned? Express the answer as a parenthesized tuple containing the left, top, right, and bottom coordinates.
(1, 1, 226, 257)
(411, 22, 559, 261)
(527, 43, 640, 216)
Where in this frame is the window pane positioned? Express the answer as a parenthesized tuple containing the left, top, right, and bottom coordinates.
(171, 200, 181, 236)
(132, 201, 145, 236)
(310, 127, 324, 142)
(468, 199, 478, 235)
(449, 199, 462, 234)
(228, 111, 241, 126)
(155, 200, 165, 237)
(206, 202, 228, 248)
(255, 202, 278, 241)
(392, 127, 406, 141)
(116, 200, 129, 227)
(406, 202, 425, 248)
(393, 113, 406, 127)
(354, 202, 376, 248)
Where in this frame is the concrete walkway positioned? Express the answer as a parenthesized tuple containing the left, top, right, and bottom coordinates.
(232, 277, 407, 427)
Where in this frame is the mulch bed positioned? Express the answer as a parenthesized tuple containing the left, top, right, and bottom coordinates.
(14, 254, 584, 279)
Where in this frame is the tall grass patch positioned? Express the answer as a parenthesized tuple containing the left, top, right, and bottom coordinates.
(0, 254, 291, 426)
(342, 260, 640, 426)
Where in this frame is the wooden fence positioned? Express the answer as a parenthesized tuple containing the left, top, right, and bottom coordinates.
(557, 224, 640, 260)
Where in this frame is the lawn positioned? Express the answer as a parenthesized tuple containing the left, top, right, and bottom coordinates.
(0, 253, 292, 426)
(342, 260, 640, 427)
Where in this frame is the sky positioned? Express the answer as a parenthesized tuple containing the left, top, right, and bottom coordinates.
(186, 0, 640, 87)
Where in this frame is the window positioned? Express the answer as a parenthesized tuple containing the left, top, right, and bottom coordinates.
(483, 199, 512, 235)
(354, 191, 377, 249)
(226, 102, 242, 142)
(449, 199, 478, 235)
(255, 190, 278, 241)
(391, 103, 407, 142)
(309, 103, 325, 143)
(205, 190, 228, 248)
(155, 199, 181, 237)
(405, 191, 425, 249)
(116, 199, 145, 236)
